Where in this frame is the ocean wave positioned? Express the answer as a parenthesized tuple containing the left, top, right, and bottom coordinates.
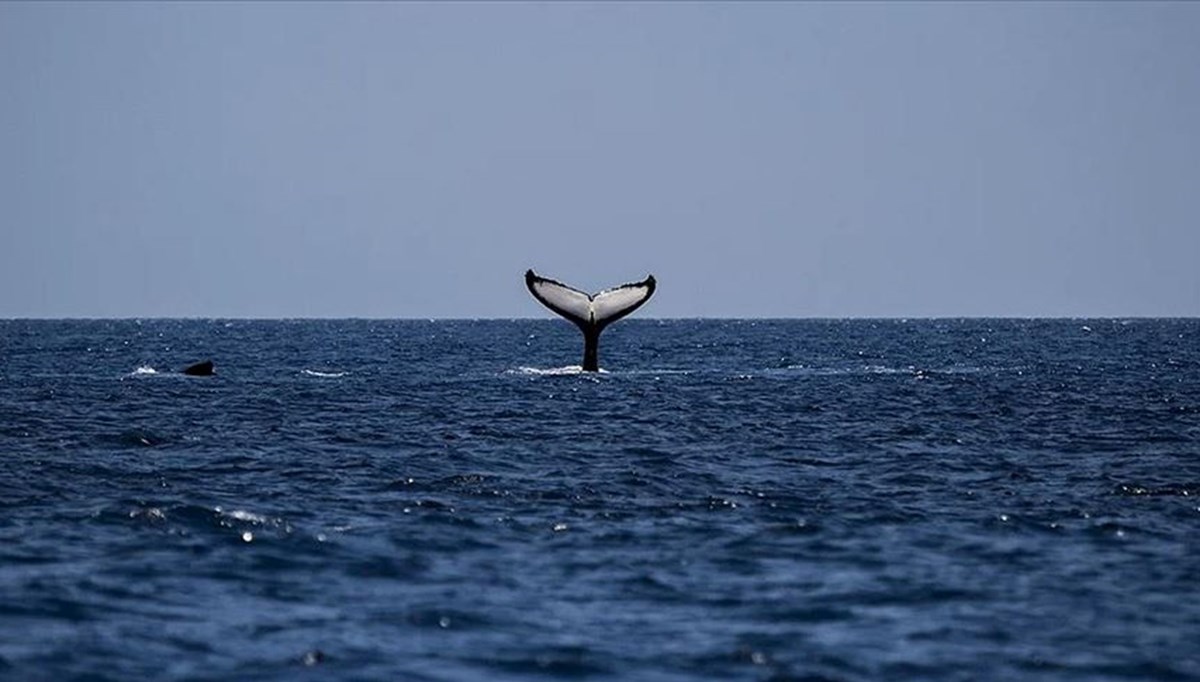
(772, 364, 1023, 377)
(302, 369, 347, 378)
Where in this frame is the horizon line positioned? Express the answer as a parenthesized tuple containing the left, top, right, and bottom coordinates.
(2, 315, 1197, 322)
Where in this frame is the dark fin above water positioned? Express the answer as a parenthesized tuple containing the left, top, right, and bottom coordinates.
(182, 360, 215, 376)
(525, 269, 656, 372)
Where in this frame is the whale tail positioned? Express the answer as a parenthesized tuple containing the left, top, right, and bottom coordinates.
(525, 269, 656, 372)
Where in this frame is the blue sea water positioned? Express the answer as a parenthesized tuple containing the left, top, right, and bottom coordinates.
(1, 318, 1198, 682)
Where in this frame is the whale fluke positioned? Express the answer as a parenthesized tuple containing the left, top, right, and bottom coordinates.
(525, 269, 656, 372)
(182, 360, 215, 376)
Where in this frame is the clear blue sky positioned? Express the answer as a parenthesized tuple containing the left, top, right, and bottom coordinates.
(2, 2, 1197, 318)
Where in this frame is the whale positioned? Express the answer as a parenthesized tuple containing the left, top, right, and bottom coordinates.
(525, 269, 656, 372)
(182, 360, 215, 376)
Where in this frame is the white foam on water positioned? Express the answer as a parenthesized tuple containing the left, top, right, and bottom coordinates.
(509, 365, 608, 376)
(224, 509, 268, 524)
(302, 369, 347, 378)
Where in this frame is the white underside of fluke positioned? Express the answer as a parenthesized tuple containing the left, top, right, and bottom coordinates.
(526, 271, 656, 327)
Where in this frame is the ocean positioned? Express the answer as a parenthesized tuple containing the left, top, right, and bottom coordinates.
(1, 318, 1197, 681)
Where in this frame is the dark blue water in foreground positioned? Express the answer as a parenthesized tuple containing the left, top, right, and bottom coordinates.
(1, 319, 1198, 681)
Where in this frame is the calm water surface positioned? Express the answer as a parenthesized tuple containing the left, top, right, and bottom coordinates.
(1, 319, 1197, 681)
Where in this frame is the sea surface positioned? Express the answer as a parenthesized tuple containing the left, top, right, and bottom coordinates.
(1, 319, 1197, 682)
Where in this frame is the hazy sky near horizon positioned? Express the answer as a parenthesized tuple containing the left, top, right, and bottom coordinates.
(2, 2, 1198, 318)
